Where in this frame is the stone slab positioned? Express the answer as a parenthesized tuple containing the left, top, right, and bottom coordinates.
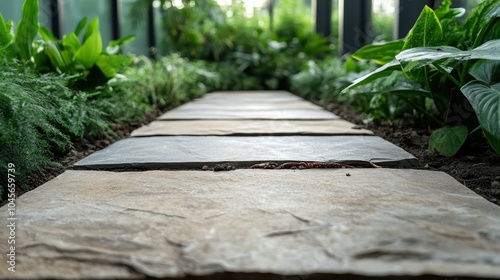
(199, 91, 304, 102)
(74, 136, 416, 169)
(174, 100, 323, 110)
(158, 108, 339, 120)
(130, 120, 374, 136)
(2, 169, 499, 279)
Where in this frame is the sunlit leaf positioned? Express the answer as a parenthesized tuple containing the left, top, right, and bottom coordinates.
(74, 32, 102, 69)
(341, 60, 402, 93)
(396, 39, 500, 71)
(95, 54, 133, 78)
(352, 40, 404, 65)
(0, 14, 14, 49)
(14, 0, 39, 61)
(403, 6, 443, 50)
(74, 17, 88, 37)
(39, 25, 57, 41)
(62, 33, 81, 53)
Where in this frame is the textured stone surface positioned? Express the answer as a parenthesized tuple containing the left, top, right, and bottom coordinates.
(177, 99, 323, 110)
(158, 108, 339, 120)
(74, 136, 417, 169)
(198, 91, 304, 101)
(159, 91, 339, 120)
(130, 120, 373, 136)
(1, 169, 499, 279)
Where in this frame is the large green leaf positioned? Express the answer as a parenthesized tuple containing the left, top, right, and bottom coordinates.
(39, 25, 57, 41)
(106, 35, 135, 55)
(74, 32, 102, 70)
(341, 60, 402, 93)
(351, 40, 404, 65)
(43, 40, 69, 72)
(461, 81, 500, 154)
(428, 126, 468, 156)
(95, 54, 133, 78)
(403, 6, 443, 50)
(396, 39, 500, 70)
(469, 60, 500, 85)
(74, 17, 88, 37)
(0, 13, 14, 49)
(14, 0, 39, 61)
(83, 17, 99, 43)
(62, 33, 81, 53)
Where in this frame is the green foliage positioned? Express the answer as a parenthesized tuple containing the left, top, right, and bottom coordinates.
(130, 0, 331, 89)
(291, 58, 349, 102)
(13, 0, 38, 61)
(428, 126, 468, 156)
(1, 0, 134, 89)
(344, 0, 500, 156)
(0, 61, 108, 194)
(0, 54, 223, 199)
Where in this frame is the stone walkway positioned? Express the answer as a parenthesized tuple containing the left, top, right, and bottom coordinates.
(1, 91, 499, 279)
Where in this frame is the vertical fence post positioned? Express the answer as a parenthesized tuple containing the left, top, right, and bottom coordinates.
(147, 2, 156, 59)
(41, 0, 63, 39)
(395, 0, 435, 39)
(339, 0, 372, 55)
(111, 0, 122, 40)
(314, 0, 332, 37)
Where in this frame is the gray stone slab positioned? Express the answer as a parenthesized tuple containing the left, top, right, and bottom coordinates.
(200, 91, 304, 101)
(74, 136, 416, 169)
(158, 108, 339, 120)
(131, 120, 373, 136)
(2, 169, 499, 279)
(175, 100, 323, 110)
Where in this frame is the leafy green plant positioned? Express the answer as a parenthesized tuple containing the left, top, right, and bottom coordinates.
(343, 0, 500, 155)
(0, 0, 134, 88)
(291, 57, 348, 102)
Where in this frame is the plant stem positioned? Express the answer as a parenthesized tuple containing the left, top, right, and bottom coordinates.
(432, 62, 461, 88)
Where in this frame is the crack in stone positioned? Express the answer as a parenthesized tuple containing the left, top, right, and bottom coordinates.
(103, 203, 187, 219)
(203, 211, 228, 219)
(20, 242, 177, 278)
(264, 227, 319, 238)
(352, 250, 430, 261)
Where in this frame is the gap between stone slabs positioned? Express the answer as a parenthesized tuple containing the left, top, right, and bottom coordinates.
(73, 135, 417, 170)
(1, 169, 499, 279)
(130, 120, 374, 137)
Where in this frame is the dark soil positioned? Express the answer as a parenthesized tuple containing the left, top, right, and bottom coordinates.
(322, 102, 500, 206)
(25, 100, 500, 206)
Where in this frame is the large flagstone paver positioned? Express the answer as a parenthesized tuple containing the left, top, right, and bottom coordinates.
(158, 108, 339, 120)
(2, 169, 499, 279)
(198, 91, 304, 101)
(159, 91, 339, 120)
(74, 136, 417, 169)
(173, 100, 323, 110)
(130, 120, 373, 136)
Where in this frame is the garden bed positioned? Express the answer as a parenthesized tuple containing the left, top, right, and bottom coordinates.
(322, 101, 500, 206)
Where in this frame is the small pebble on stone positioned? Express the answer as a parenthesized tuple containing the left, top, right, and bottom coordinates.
(491, 181, 500, 188)
(202, 165, 210, 171)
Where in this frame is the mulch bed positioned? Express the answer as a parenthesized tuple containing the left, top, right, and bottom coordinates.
(24, 100, 500, 206)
